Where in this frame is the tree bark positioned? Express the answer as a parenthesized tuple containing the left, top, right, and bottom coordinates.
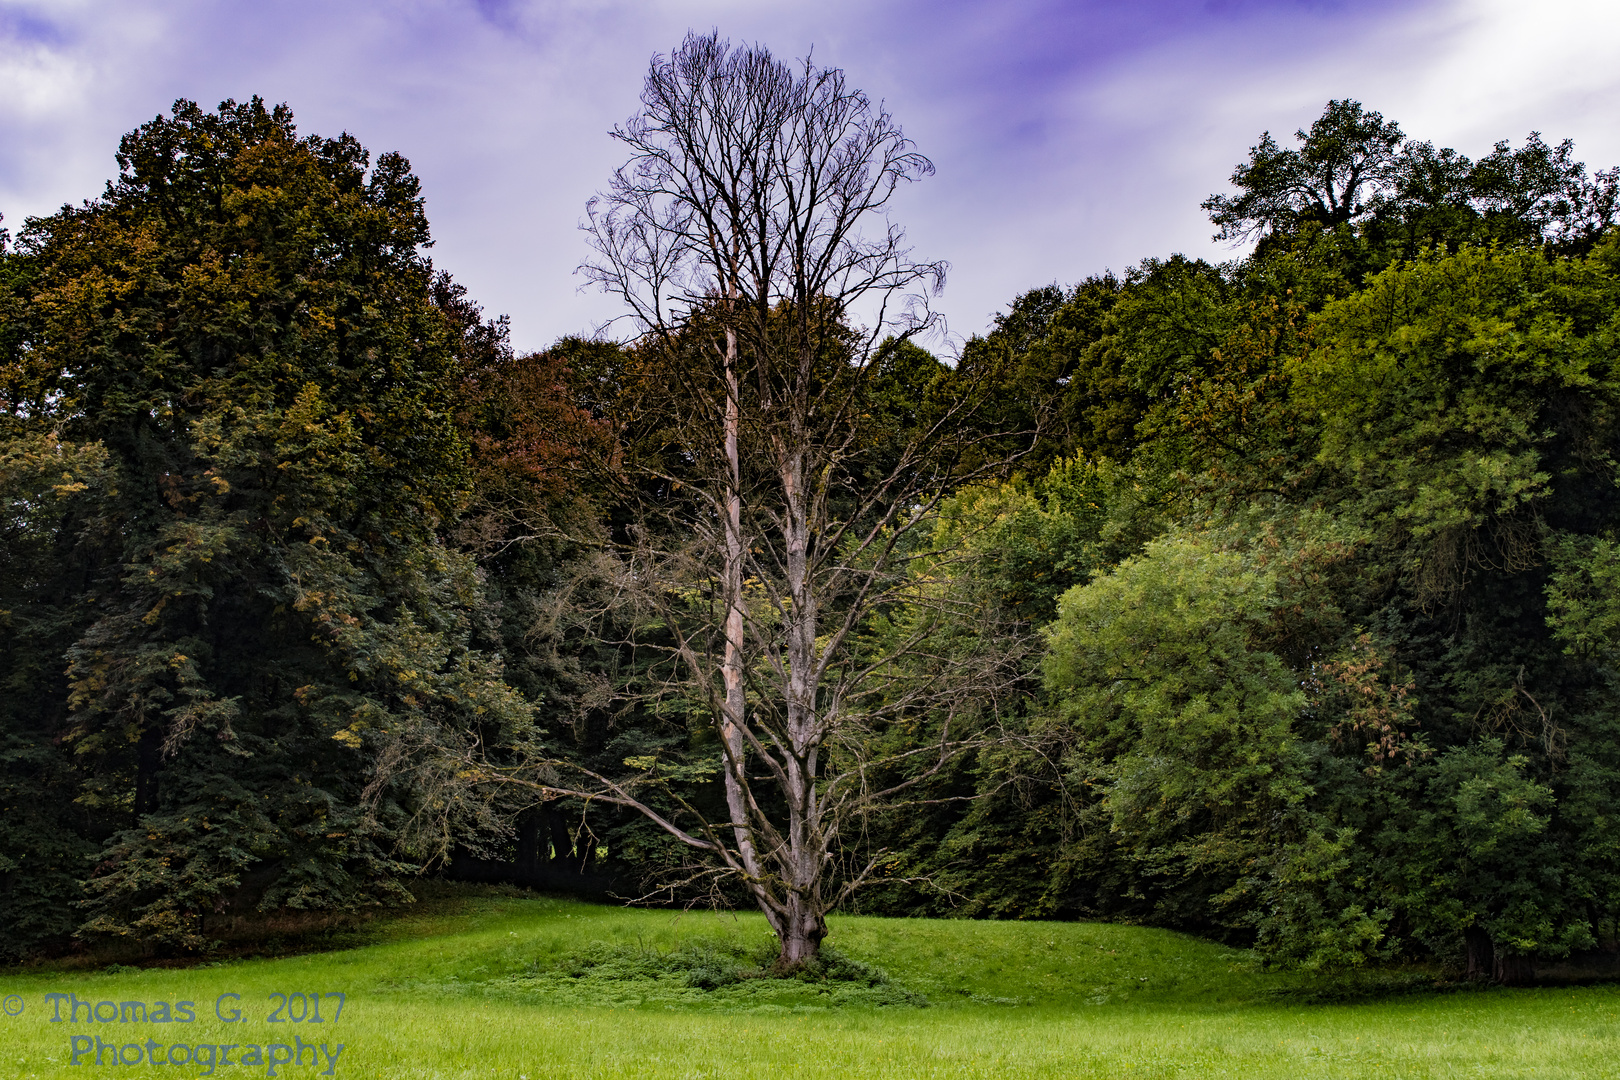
(720, 321, 767, 907)
(1470, 926, 1536, 985)
(1465, 926, 1494, 980)
(776, 424, 828, 968)
(544, 803, 575, 869)
(515, 808, 542, 873)
(133, 725, 163, 817)
(777, 892, 826, 967)
(1495, 951, 1536, 986)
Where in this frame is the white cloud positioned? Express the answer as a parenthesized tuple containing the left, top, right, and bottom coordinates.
(2, 0, 1617, 350)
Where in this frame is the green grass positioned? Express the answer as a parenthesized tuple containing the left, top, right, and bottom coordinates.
(3, 886, 1617, 1078)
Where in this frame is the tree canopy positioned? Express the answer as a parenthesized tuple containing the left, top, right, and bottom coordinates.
(6, 89, 1620, 988)
(0, 98, 532, 952)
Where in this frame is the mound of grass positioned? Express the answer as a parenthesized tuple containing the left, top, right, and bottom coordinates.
(494, 941, 924, 1010)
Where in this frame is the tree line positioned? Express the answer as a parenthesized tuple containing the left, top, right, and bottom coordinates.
(4, 35, 1620, 982)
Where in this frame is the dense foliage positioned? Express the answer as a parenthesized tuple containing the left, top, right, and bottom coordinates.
(850, 106, 1620, 983)
(6, 93, 1620, 984)
(0, 100, 532, 954)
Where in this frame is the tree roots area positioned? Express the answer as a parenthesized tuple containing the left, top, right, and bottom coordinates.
(3, 885, 1616, 1079)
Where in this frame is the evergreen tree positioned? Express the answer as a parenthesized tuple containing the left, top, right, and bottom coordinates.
(0, 99, 531, 953)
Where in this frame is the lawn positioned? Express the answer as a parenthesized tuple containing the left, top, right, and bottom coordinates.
(2, 886, 1616, 1078)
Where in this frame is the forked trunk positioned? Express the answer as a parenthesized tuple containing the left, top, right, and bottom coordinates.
(776, 896, 827, 968)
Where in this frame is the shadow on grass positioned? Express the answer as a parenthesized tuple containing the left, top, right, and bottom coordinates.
(1270, 960, 1620, 1005)
(1, 879, 553, 972)
(1266, 968, 1480, 1005)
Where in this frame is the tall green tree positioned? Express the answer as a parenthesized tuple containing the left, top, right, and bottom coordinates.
(1205, 98, 1619, 266)
(0, 99, 531, 952)
(916, 108, 1620, 981)
(1031, 235, 1620, 979)
(1203, 99, 1406, 244)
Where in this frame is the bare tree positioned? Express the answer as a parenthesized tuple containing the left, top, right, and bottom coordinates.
(481, 32, 1029, 968)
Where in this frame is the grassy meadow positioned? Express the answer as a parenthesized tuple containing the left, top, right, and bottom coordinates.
(2, 886, 1617, 1079)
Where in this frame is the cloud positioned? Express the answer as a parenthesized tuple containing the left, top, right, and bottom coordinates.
(1, 0, 1616, 350)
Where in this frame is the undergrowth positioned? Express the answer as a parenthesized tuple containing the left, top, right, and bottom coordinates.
(390, 938, 928, 1011)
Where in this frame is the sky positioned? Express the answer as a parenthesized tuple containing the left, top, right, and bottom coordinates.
(2, 0, 1618, 354)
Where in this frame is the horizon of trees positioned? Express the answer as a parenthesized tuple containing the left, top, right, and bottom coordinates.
(4, 80, 1620, 983)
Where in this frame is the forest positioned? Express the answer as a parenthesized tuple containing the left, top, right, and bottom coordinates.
(5, 34, 1620, 987)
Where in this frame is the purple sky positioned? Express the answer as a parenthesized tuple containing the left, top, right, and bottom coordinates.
(3, 0, 1618, 353)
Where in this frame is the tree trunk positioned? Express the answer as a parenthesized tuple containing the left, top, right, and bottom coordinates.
(720, 321, 767, 906)
(515, 808, 542, 873)
(133, 724, 163, 817)
(1469, 926, 1536, 985)
(1495, 951, 1535, 986)
(777, 894, 827, 968)
(544, 803, 575, 869)
(1465, 926, 1494, 980)
(776, 407, 825, 968)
